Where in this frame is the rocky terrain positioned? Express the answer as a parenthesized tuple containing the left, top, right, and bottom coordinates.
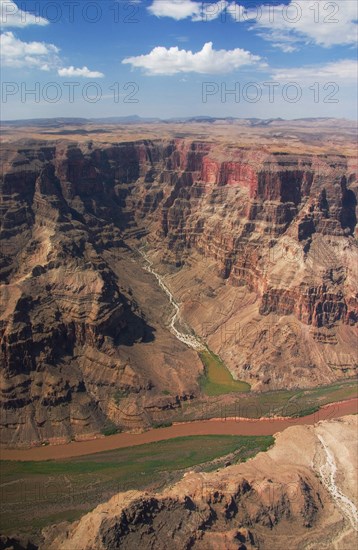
(130, 140, 357, 390)
(40, 415, 358, 550)
(0, 122, 357, 445)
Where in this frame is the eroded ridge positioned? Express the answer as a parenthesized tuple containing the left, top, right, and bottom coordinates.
(41, 416, 358, 550)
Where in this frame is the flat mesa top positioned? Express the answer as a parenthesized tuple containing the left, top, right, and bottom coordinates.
(0, 118, 357, 156)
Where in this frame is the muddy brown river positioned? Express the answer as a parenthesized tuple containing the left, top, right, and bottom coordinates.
(1, 398, 357, 461)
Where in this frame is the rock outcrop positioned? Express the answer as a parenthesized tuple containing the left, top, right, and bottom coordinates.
(0, 141, 203, 446)
(123, 139, 357, 389)
(41, 415, 358, 550)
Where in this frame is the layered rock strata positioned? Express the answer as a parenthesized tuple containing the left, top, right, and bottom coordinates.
(0, 138, 357, 444)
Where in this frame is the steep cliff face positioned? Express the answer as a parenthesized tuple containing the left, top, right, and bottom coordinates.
(120, 140, 357, 388)
(0, 141, 202, 446)
(41, 416, 358, 550)
(0, 138, 357, 444)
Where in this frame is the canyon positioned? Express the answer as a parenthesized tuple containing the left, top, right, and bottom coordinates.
(0, 120, 357, 446)
(40, 415, 358, 550)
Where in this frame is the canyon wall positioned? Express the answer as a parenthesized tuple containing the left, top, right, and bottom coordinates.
(121, 138, 357, 388)
(0, 138, 357, 444)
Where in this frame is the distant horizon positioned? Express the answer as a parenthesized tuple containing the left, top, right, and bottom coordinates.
(1, 1, 357, 120)
(2, 115, 357, 123)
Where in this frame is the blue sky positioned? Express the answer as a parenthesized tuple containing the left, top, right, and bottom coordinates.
(1, 0, 357, 119)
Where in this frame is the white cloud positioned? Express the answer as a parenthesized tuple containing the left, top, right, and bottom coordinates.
(0, 32, 104, 77)
(193, 0, 231, 22)
(147, 0, 358, 49)
(252, 0, 358, 49)
(271, 59, 358, 82)
(0, 0, 48, 27)
(273, 43, 297, 54)
(147, 0, 200, 20)
(148, 0, 233, 21)
(123, 41, 263, 75)
(58, 66, 104, 78)
(0, 31, 59, 69)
